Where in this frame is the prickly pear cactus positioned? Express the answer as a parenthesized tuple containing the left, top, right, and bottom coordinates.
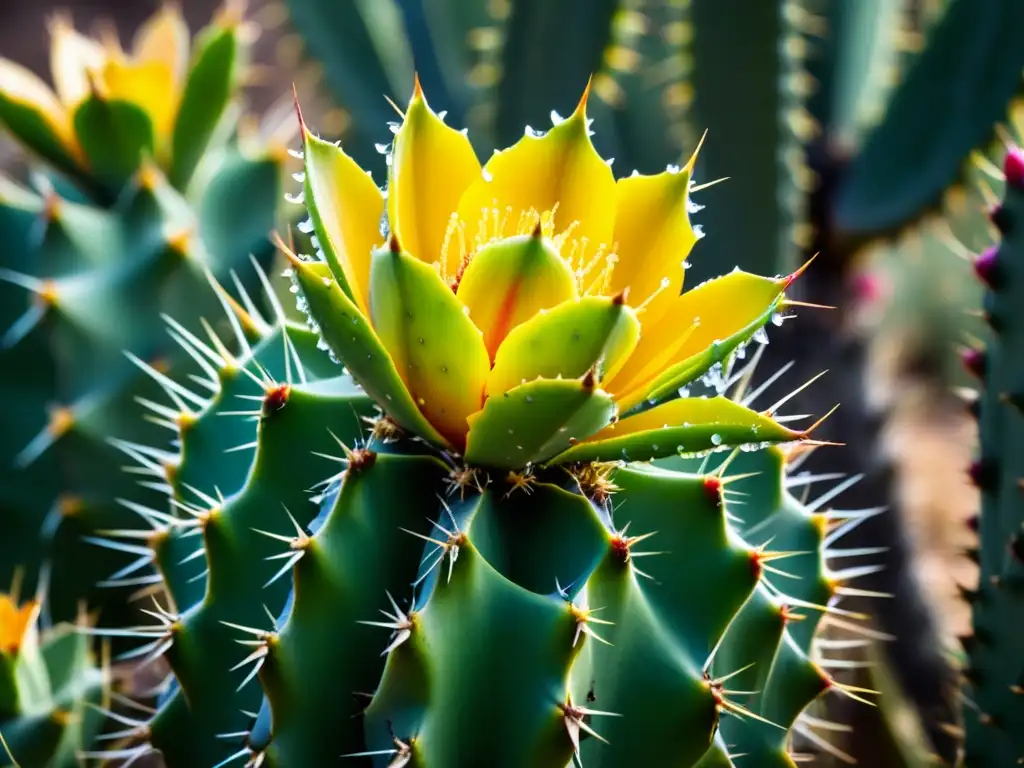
(0, 4, 288, 625)
(960, 145, 1024, 766)
(0, 586, 105, 768)
(83, 81, 877, 767)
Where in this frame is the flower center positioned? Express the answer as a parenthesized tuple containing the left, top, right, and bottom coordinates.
(440, 202, 626, 298)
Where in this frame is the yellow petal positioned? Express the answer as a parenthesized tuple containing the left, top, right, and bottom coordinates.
(302, 125, 385, 315)
(456, 227, 577, 359)
(388, 77, 481, 274)
(49, 16, 106, 108)
(0, 58, 77, 159)
(608, 163, 698, 329)
(607, 271, 790, 404)
(455, 81, 616, 280)
(0, 594, 37, 655)
(132, 5, 190, 86)
(100, 59, 178, 138)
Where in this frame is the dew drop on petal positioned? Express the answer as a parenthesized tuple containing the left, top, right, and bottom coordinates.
(710, 433, 722, 446)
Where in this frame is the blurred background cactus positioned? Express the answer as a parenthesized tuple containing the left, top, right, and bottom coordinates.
(0, 0, 1022, 765)
(0, 1, 293, 636)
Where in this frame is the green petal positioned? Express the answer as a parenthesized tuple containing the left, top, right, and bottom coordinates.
(169, 20, 242, 189)
(72, 95, 155, 192)
(288, 256, 448, 447)
(456, 230, 577, 359)
(487, 295, 639, 397)
(465, 377, 616, 469)
(369, 242, 490, 447)
(547, 396, 803, 465)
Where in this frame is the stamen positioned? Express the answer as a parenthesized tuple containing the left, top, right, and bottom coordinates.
(440, 212, 460, 284)
(634, 277, 672, 314)
(590, 252, 619, 296)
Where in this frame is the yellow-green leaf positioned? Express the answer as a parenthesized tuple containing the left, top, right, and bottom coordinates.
(610, 271, 789, 409)
(547, 396, 803, 465)
(288, 256, 447, 447)
(302, 129, 384, 315)
(369, 241, 489, 447)
(465, 378, 616, 468)
(487, 296, 639, 397)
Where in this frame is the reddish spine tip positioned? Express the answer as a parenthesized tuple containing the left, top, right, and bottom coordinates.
(1010, 534, 1024, 562)
(1005, 147, 1024, 188)
(748, 551, 763, 581)
(961, 347, 986, 379)
(966, 514, 980, 533)
(974, 247, 1001, 287)
(263, 384, 291, 416)
(990, 204, 1012, 235)
(610, 536, 630, 561)
(850, 272, 883, 304)
(968, 458, 998, 491)
(389, 233, 402, 253)
(531, 219, 543, 238)
(702, 476, 722, 507)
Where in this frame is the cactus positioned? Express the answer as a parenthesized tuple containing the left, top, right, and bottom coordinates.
(0, 583, 105, 768)
(0, 4, 289, 627)
(75, 80, 883, 767)
(959, 145, 1024, 766)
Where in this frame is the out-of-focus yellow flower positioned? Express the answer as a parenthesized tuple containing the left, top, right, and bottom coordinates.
(289, 78, 817, 468)
(0, 5, 189, 166)
(0, 593, 38, 656)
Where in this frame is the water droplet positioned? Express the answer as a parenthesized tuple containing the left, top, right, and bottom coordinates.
(710, 433, 722, 446)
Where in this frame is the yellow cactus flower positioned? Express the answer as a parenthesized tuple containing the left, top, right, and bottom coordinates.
(0, 5, 189, 167)
(0, 593, 38, 656)
(289, 78, 818, 468)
